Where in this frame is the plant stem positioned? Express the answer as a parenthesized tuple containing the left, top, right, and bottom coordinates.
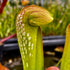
(0, 33, 16, 43)
(56, 58, 62, 67)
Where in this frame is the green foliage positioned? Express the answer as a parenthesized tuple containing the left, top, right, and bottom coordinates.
(0, 0, 70, 38)
(41, 1, 70, 36)
(0, 1, 21, 38)
(60, 24, 70, 70)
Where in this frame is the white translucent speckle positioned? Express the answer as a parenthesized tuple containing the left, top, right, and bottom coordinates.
(23, 28, 25, 31)
(20, 20, 22, 23)
(20, 17, 22, 19)
(31, 44, 34, 50)
(27, 33, 29, 37)
(18, 14, 21, 17)
(23, 32, 25, 36)
(32, 43, 34, 47)
(28, 37, 31, 40)
(26, 62, 28, 67)
(31, 46, 33, 50)
(28, 47, 30, 50)
(28, 42, 31, 46)
(22, 24, 24, 27)
(21, 48, 23, 51)
(23, 37, 26, 40)
(29, 53, 31, 56)
(59, 20, 62, 23)
(17, 22, 19, 24)
(23, 43, 25, 46)
(22, 52, 24, 54)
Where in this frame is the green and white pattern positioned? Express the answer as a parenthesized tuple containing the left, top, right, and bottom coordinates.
(16, 5, 53, 70)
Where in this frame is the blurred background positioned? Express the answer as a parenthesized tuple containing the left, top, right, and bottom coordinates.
(0, 0, 70, 70)
(0, 0, 70, 38)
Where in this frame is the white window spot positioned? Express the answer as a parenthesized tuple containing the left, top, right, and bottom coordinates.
(27, 33, 29, 37)
(20, 20, 22, 23)
(18, 14, 21, 17)
(31, 44, 34, 50)
(23, 28, 25, 31)
(21, 48, 23, 51)
(28, 42, 31, 46)
(28, 47, 30, 50)
(23, 43, 25, 46)
(22, 52, 24, 54)
(22, 24, 24, 27)
(28, 37, 31, 40)
(20, 17, 22, 19)
(32, 43, 34, 47)
(26, 62, 28, 67)
(23, 37, 26, 40)
(29, 53, 31, 56)
(17, 22, 19, 24)
(23, 32, 25, 36)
